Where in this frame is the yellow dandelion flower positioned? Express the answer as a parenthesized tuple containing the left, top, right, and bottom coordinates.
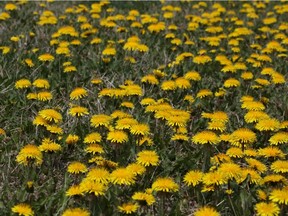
(84, 144, 104, 154)
(84, 132, 102, 144)
(90, 114, 112, 128)
(171, 133, 189, 141)
(32, 115, 48, 126)
(69, 106, 89, 117)
(271, 160, 288, 173)
(202, 171, 227, 186)
(65, 134, 79, 145)
(183, 170, 203, 186)
(241, 101, 265, 111)
(46, 125, 63, 135)
(269, 187, 288, 205)
(37, 91, 53, 101)
(62, 207, 90, 216)
(38, 53, 54, 62)
(161, 80, 177, 91)
(39, 138, 62, 153)
(241, 71, 254, 80)
(66, 184, 83, 197)
(238, 169, 262, 185)
(254, 202, 280, 216)
(175, 77, 191, 89)
(5, 3, 17, 11)
(64, 65, 77, 73)
(136, 150, 159, 167)
(192, 130, 220, 145)
(152, 177, 179, 193)
(126, 163, 146, 176)
(202, 111, 229, 122)
(141, 74, 159, 85)
(257, 190, 267, 201)
(193, 55, 212, 64)
(107, 130, 128, 143)
(67, 162, 88, 174)
(263, 174, 287, 185)
(118, 202, 139, 214)
(223, 78, 240, 88)
(269, 132, 288, 145)
(39, 108, 62, 123)
(86, 167, 110, 184)
(258, 147, 285, 159)
(132, 192, 155, 205)
(244, 111, 270, 123)
(196, 89, 213, 98)
(70, 87, 88, 100)
(218, 162, 242, 179)
(110, 168, 136, 185)
(120, 101, 134, 109)
(194, 206, 220, 216)
(246, 158, 267, 173)
(255, 118, 280, 132)
(16, 144, 43, 166)
(32, 79, 50, 89)
(102, 47, 116, 56)
(207, 121, 226, 132)
(11, 203, 34, 216)
(229, 128, 257, 147)
(15, 79, 31, 89)
(130, 123, 150, 136)
(79, 178, 107, 196)
(115, 118, 138, 130)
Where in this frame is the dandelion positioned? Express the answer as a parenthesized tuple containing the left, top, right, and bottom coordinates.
(90, 114, 112, 128)
(175, 77, 191, 89)
(86, 167, 110, 184)
(67, 162, 88, 174)
(202, 171, 227, 186)
(15, 79, 31, 89)
(255, 118, 280, 131)
(69, 106, 89, 117)
(152, 177, 179, 192)
(229, 128, 257, 147)
(39, 109, 62, 123)
(84, 144, 104, 154)
(62, 207, 90, 216)
(136, 150, 159, 167)
(244, 111, 270, 123)
(192, 131, 220, 145)
(84, 132, 102, 144)
(254, 202, 280, 216)
(32, 79, 50, 89)
(269, 187, 288, 205)
(218, 162, 242, 179)
(161, 80, 177, 91)
(107, 130, 128, 143)
(115, 118, 138, 130)
(132, 192, 155, 205)
(79, 178, 107, 196)
(16, 144, 43, 166)
(263, 174, 287, 184)
(37, 91, 53, 101)
(196, 89, 213, 98)
(38, 53, 54, 62)
(183, 170, 203, 186)
(258, 147, 285, 159)
(194, 206, 220, 216)
(118, 202, 139, 214)
(65, 134, 79, 145)
(66, 184, 83, 197)
(126, 163, 146, 176)
(70, 87, 88, 100)
(11, 203, 34, 216)
(64, 65, 77, 73)
(246, 158, 267, 173)
(110, 167, 136, 185)
(223, 78, 240, 88)
(39, 138, 62, 153)
(270, 160, 288, 173)
(46, 125, 63, 135)
(269, 132, 288, 145)
(130, 123, 150, 136)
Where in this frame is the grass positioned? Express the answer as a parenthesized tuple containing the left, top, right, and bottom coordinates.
(0, 0, 288, 216)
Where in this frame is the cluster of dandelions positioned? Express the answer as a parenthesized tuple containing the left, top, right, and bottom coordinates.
(3, 0, 288, 215)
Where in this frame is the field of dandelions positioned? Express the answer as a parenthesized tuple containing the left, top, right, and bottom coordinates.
(1, 1, 288, 216)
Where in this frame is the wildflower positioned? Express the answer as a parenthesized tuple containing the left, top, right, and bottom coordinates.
(80, 178, 107, 196)
(66, 184, 83, 197)
(65, 134, 79, 145)
(39, 138, 62, 153)
(11, 203, 34, 216)
(64, 66, 77, 73)
(254, 202, 280, 216)
(118, 202, 139, 214)
(218, 162, 242, 179)
(120, 101, 134, 109)
(38, 53, 54, 62)
(136, 150, 159, 167)
(32, 115, 48, 126)
(69, 106, 89, 117)
(257, 190, 267, 201)
(62, 207, 90, 216)
(269, 132, 288, 145)
(258, 147, 285, 159)
(171, 133, 189, 141)
(175, 77, 191, 89)
(270, 160, 288, 173)
(152, 177, 179, 192)
(16, 144, 43, 166)
(269, 188, 288, 205)
(126, 163, 146, 176)
(161, 80, 177, 91)
(24, 59, 34, 67)
(84, 132, 102, 144)
(84, 144, 104, 154)
(32, 79, 50, 89)
(196, 89, 213, 98)
(86, 167, 110, 184)
(223, 78, 240, 88)
(263, 174, 287, 184)
(107, 130, 128, 143)
(37, 91, 53, 101)
(15, 79, 31, 89)
(245, 158, 267, 173)
(132, 192, 155, 205)
(194, 206, 220, 216)
(141, 74, 159, 85)
(229, 128, 257, 147)
(183, 170, 203, 186)
(255, 118, 280, 131)
(110, 167, 136, 185)
(241, 72, 254, 80)
(46, 125, 63, 135)
(70, 87, 88, 100)
(5, 3, 17, 11)
(207, 121, 226, 132)
(39, 109, 62, 124)
(184, 71, 201, 81)
(102, 47, 116, 56)
(244, 111, 270, 123)
(90, 114, 112, 128)
(130, 123, 150, 136)
(192, 131, 220, 145)
(202, 171, 227, 186)
(241, 101, 265, 111)
(67, 162, 88, 174)
(193, 55, 212, 64)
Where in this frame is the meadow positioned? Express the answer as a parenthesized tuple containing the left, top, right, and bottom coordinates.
(0, 0, 288, 215)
